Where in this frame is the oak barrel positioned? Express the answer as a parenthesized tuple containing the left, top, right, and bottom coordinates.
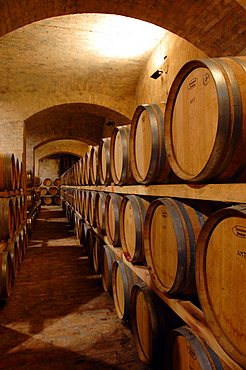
(80, 222, 90, 248)
(43, 178, 52, 186)
(84, 151, 91, 185)
(89, 146, 100, 185)
(6, 239, 19, 279)
(49, 186, 59, 196)
(144, 198, 223, 295)
(0, 251, 12, 298)
(15, 157, 21, 190)
(43, 196, 53, 205)
(130, 283, 183, 367)
(130, 103, 176, 184)
(196, 204, 246, 368)
(110, 125, 134, 185)
(84, 228, 96, 268)
(120, 195, 149, 264)
(98, 137, 112, 185)
(101, 244, 118, 294)
(40, 186, 48, 196)
(92, 235, 103, 274)
(0, 198, 14, 241)
(88, 190, 97, 227)
(15, 232, 24, 262)
(95, 192, 107, 235)
(165, 326, 225, 369)
(0, 153, 16, 191)
(11, 196, 20, 232)
(164, 56, 246, 182)
(53, 177, 61, 187)
(105, 193, 122, 245)
(112, 260, 141, 320)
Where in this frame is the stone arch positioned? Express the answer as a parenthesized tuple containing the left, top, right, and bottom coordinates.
(0, 1, 245, 56)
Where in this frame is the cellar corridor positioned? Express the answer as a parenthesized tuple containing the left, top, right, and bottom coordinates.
(0, 206, 145, 370)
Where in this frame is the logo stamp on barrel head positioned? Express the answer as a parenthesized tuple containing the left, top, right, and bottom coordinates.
(232, 225, 246, 238)
(203, 73, 210, 85)
(186, 345, 197, 360)
(187, 78, 198, 90)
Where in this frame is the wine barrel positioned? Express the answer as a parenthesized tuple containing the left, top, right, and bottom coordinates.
(15, 157, 21, 190)
(89, 146, 100, 185)
(49, 186, 59, 196)
(43, 196, 53, 205)
(130, 283, 183, 367)
(101, 244, 119, 294)
(6, 239, 19, 279)
(76, 189, 83, 217)
(53, 196, 61, 205)
(95, 192, 107, 235)
(74, 215, 82, 242)
(164, 56, 246, 183)
(18, 194, 25, 224)
(98, 137, 112, 185)
(84, 228, 96, 267)
(93, 235, 103, 274)
(130, 103, 177, 185)
(165, 326, 225, 369)
(88, 190, 97, 227)
(0, 251, 12, 298)
(144, 198, 224, 295)
(78, 157, 85, 185)
(53, 177, 61, 187)
(120, 195, 149, 264)
(43, 178, 52, 186)
(196, 204, 246, 368)
(11, 196, 20, 232)
(110, 125, 134, 185)
(84, 151, 91, 185)
(74, 160, 80, 185)
(27, 189, 35, 211)
(112, 260, 141, 320)
(20, 225, 28, 254)
(15, 232, 24, 262)
(40, 186, 48, 196)
(0, 153, 16, 191)
(82, 190, 90, 222)
(80, 221, 90, 247)
(105, 193, 122, 245)
(0, 198, 14, 240)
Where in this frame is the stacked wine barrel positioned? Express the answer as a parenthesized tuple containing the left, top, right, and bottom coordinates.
(60, 56, 246, 369)
(0, 153, 28, 300)
(40, 177, 61, 205)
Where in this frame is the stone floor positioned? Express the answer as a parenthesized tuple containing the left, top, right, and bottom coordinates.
(0, 206, 147, 370)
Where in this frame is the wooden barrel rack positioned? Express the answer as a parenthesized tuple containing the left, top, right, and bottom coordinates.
(60, 183, 246, 370)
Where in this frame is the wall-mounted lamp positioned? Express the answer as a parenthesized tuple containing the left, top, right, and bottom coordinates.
(150, 70, 163, 79)
(150, 55, 168, 79)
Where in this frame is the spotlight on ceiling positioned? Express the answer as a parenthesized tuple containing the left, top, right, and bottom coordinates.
(106, 121, 115, 126)
(150, 70, 163, 79)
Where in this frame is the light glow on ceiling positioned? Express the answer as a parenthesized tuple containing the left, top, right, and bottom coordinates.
(90, 15, 167, 59)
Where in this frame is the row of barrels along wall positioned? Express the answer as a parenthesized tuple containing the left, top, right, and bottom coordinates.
(61, 197, 231, 369)
(61, 56, 246, 187)
(59, 56, 246, 368)
(0, 152, 28, 299)
(60, 187, 245, 368)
